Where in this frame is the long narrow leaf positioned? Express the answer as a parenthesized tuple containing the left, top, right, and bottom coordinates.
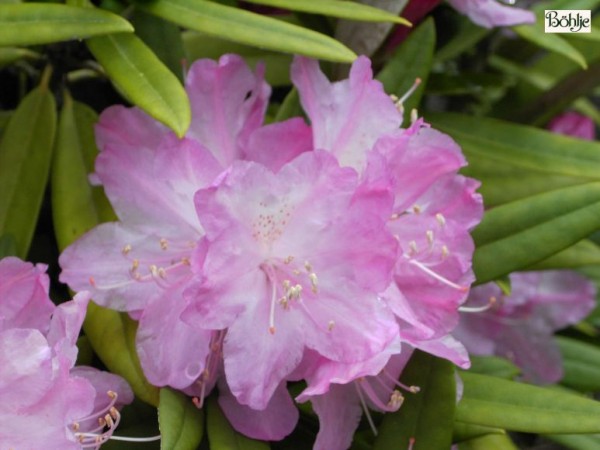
(139, 0, 356, 62)
(87, 33, 191, 137)
(242, 0, 410, 25)
(457, 372, 600, 433)
(0, 3, 133, 46)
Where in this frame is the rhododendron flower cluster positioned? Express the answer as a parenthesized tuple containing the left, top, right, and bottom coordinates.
(0, 257, 133, 450)
(455, 270, 596, 383)
(59, 54, 483, 448)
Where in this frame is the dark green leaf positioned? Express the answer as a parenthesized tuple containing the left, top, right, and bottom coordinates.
(131, 9, 186, 82)
(0, 70, 56, 258)
(0, 3, 133, 46)
(206, 397, 270, 450)
(87, 33, 191, 137)
(457, 372, 600, 433)
(458, 433, 518, 450)
(52, 93, 114, 252)
(472, 183, 600, 283)
(530, 240, 600, 270)
(428, 112, 600, 207)
(558, 337, 600, 392)
(547, 433, 600, 450)
(374, 351, 455, 450)
(377, 17, 435, 116)
(0, 47, 39, 68)
(84, 303, 160, 406)
(242, 0, 410, 25)
(140, 0, 356, 62)
(159, 388, 204, 450)
(466, 356, 520, 379)
(453, 423, 505, 444)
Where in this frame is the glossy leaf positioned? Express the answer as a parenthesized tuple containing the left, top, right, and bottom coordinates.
(428, 113, 600, 207)
(242, 0, 410, 25)
(0, 71, 56, 258)
(458, 433, 518, 450)
(131, 9, 186, 82)
(377, 17, 435, 117)
(0, 47, 38, 68)
(206, 397, 270, 450)
(139, 0, 357, 62)
(453, 423, 505, 444)
(472, 183, 600, 284)
(87, 32, 191, 137)
(52, 93, 115, 252)
(159, 388, 204, 450)
(513, 10, 587, 69)
(0, 3, 133, 46)
(530, 240, 600, 270)
(457, 372, 600, 433)
(374, 352, 455, 450)
(84, 303, 160, 406)
(557, 337, 600, 392)
(467, 356, 520, 380)
(547, 433, 600, 450)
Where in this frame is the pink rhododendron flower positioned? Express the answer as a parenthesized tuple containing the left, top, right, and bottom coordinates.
(547, 111, 596, 141)
(455, 270, 596, 383)
(60, 52, 483, 445)
(0, 257, 132, 449)
(447, 0, 535, 28)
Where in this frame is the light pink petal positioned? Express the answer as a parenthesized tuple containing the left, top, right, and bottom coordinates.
(223, 296, 304, 410)
(311, 383, 363, 450)
(407, 335, 470, 369)
(186, 54, 271, 166)
(218, 379, 298, 441)
(447, 0, 535, 28)
(137, 288, 212, 389)
(547, 112, 596, 141)
(0, 328, 53, 409)
(0, 257, 54, 333)
(96, 133, 219, 236)
(46, 292, 90, 367)
(244, 118, 313, 172)
(60, 222, 194, 312)
(70, 366, 134, 409)
(291, 56, 402, 170)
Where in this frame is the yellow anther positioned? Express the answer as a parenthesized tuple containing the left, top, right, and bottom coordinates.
(426, 230, 434, 245)
(412, 205, 421, 214)
(283, 255, 294, 264)
(328, 320, 335, 331)
(309, 272, 319, 293)
(122, 244, 132, 255)
(441, 245, 449, 258)
(304, 261, 313, 272)
(160, 238, 168, 250)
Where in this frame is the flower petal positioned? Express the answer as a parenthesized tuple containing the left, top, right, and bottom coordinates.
(447, 0, 535, 28)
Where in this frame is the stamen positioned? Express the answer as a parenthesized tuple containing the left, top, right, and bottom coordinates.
(408, 240, 418, 256)
(309, 273, 318, 293)
(390, 213, 400, 220)
(122, 244, 132, 255)
(304, 261, 313, 272)
(412, 205, 421, 214)
(160, 238, 168, 250)
(283, 255, 294, 264)
(436, 213, 446, 227)
(408, 437, 416, 450)
(327, 320, 335, 331)
(410, 108, 419, 124)
(441, 245, 449, 259)
(380, 369, 421, 394)
(408, 259, 468, 291)
(398, 78, 422, 105)
(387, 390, 404, 410)
(426, 230, 434, 246)
(269, 275, 277, 334)
(354, 381, 378, 436)
(459, 296, 496, 313)
(89, 277, 96, 287)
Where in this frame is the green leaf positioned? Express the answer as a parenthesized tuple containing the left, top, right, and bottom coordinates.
(139, 0, 356, 62)
(558, 337, 600, 392)
(206, 397, 270, 450)
(428, 113, 600, 207)
(131, 9, 186, 81)
(467, 356, 520, 380)
(374, 352, 455, 450)
(0, 47, 38, 68)
(458, 433, 518, 450)
(87, 33, 191, 137)
(472, 183, 600, 284)
(453, 423, 505, 444)
(242, 0, 410, 25)
(377, 17, 435, 117)
(0, 3, 133, 46)
(275, 88, 303, 122)
(159, 388, 204, 450)
(530, 240, 600, 270)
(457, 372, 600, 433)
(52, 93, 115, 252)
(84, 302, 160, 406)
(0, 70, 56, 258)
(513, 10, 587, 69)
(547, 433, 600, 450)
